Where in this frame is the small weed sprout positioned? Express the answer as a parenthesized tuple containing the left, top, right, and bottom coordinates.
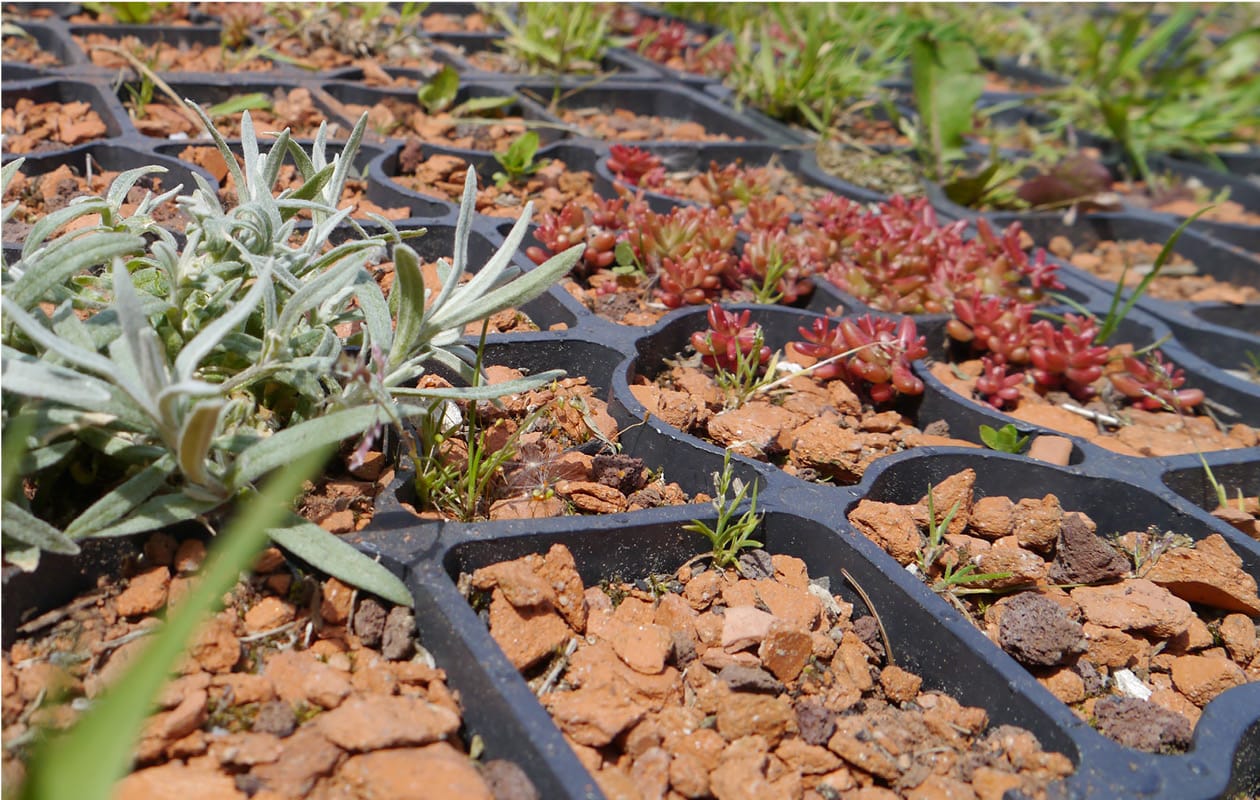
(683, 451, 763, 569)
(916, 487, 1012, 596)
(978, 423, 1030, 454)
(493, 131, 545, 188)
(707, 326, 781, 409)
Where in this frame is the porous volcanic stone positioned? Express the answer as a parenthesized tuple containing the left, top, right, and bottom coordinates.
(998, 593, 1087, 666)
(1049, 512, 1129, 585)
(1093, 696, 1192, 753)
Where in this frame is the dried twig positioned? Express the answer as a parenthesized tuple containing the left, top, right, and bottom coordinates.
(842, 568, 894, 667)
(93, 44, 207, 132)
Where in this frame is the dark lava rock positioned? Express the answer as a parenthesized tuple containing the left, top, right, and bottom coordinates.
(852, 615, 886, 662)
(737, 549, 774, 580)
(592, 453, 648, 495)
(794, 697, 836, 746)
(354, 597, 388, 649)
(252, 700, 297, 737)
(1094, 696, 1192, 753)
(669, 629, 697, 668)
(998, 593, 1087, 666)
(716, 664, 784, 694)
(1049, 512, 1129, 584)
(381, 606, 416, 661)
(479, 759, 540, 800)
(1075, 660, 1107, 697)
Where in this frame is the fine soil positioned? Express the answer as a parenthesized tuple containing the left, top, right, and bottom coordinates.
(175, 145, 410, 221)
(2, 98, 109, 154)
(2, 162, 186, 243)
(1046, 236, 1260, 305)
(812, 141, 923, 199)
(393, 142, 601, 219)
(930, 355, 1259, 458)
(849, 468, 1260, 753)
(1, 529, 536, 799)
(556, 107, 741, 143)
(400, 367, 694, 523)
(632, 351, 979, 485)
(128, 88, 342, 141)
(469, 542, 1076, 798)
(339, 96, 531, 151)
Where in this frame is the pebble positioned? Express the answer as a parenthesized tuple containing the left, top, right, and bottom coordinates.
(243, 597, 296, 634)
(1072, 579, 1193, 638)
(334, 743, 493, 800)
(317, 695, 460, 751)
(721, 606, 777, 652)
(1144, 534, 1260, 615)
(116, 567, 172, 617)
(1170, 654, 1247, 707)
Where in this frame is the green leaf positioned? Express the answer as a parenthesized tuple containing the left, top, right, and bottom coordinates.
(205, 93, 274, 119)
(910, 32, 985, 176)
(19, 449, 327, 800)
(1097, 206, 1215, 343)
(451, 93, 516, 117)
(266, 513, 412, 606)
(416, 64, 460, 114)
(2, 501, 80, 556)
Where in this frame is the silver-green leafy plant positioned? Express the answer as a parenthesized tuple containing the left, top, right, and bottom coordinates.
(683, 450, 763, 568)
(1, 102, 584, 605)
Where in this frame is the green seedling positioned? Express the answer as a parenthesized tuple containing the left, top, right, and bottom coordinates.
(82, 1, 169, 24)
(684, 450, 763, 569)
(493, 131, 545, 188)
(205, 93, 273, 119)
(416, 65, 515, 117)
(707, 327, 780, 410)
(979, 423, 1030, 454)
(1094, 206, 1213, 343)
(917, 486, 1012, 596)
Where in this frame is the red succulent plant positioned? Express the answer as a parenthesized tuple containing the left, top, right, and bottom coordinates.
(1110, 351, 1204, 411)
(607, 145, 666, 189)
(691, 304, 772, 373)
(793, 315, 927, 403)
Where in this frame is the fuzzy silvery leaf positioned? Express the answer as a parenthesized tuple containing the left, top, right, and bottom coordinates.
(3, 501, 80, 557)
(174, 263, 272, 382)
(1, 346, 113, 408)
(177, 401, 227, 496)
(266, 512, 412, 606)
(386, 243, 426, 373)
(273, 252, 365, 340)
(103, 166, 168, 211)
(389, 371, 567, 402)
(20, 198, 113, 257)
(89, 492, 223, 538)
(111, 259, 171, 403)
(229, 404, 400, 487)
(63, 457, 176, 539)
(9, 232, 145, 310)
(1, 300, 138, 392)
